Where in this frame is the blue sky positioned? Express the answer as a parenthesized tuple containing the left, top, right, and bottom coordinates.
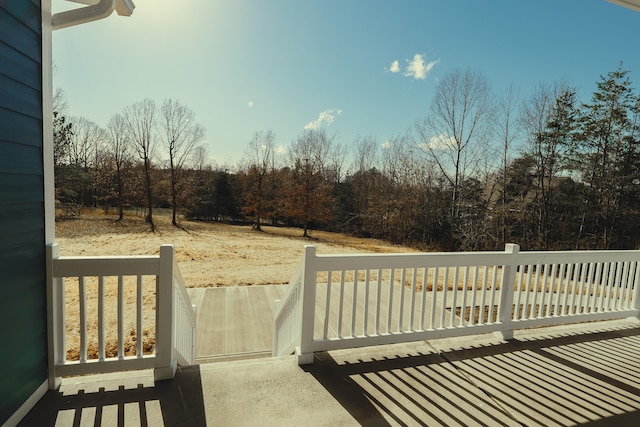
(52, 0, 640, 166)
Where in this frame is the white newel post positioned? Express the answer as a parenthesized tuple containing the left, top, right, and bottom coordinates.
(297, 245, 317, 365)
(155, 245, 177, 380)
(46, 243, 63, 389)
(497, 243, 519, 340)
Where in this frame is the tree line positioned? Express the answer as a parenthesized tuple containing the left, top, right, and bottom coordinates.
(54, 65, 640, 251)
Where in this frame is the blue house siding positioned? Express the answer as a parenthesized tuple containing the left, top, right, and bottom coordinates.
(0, 0, 48, 424)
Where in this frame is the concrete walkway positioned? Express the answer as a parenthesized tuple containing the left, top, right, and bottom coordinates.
(20, 318, 640, 426)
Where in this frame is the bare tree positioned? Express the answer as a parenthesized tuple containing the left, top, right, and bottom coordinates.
(67, 116, 104, 168)
(106, 113, 131, 220)
(351, 135, 380, 173)
(416, 68, 494, 219)
(53, 88, 73, 166)
(159, 99, 205, 225)
(494, 84, 521, 245)
(287, 129, 336, 237)
(191, 145, 210, 172)
(123, 98, 157, 231)
(242, 130, 276, 230)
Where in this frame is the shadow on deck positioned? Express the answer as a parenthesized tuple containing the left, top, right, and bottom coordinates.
(20, 318, 640, 426)
(19, 365, 206, 427)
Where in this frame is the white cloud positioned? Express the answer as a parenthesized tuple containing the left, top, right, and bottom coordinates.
(248, 101, 254, 108)
(404, 54, 439, 80)
(387, 60, 400, 73)
(304, 108, 342, 130)
(421, 134, 457, 151)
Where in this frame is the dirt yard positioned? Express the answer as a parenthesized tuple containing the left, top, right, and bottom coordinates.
(55, 209, 416, 360)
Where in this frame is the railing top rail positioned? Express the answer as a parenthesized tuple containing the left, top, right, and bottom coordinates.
(302, 246, 640, 272)
(55, 254, 160, 261)
(517, 250, 640, 264)
(53, 256, 161, 277)
(310, 250, 510, 271)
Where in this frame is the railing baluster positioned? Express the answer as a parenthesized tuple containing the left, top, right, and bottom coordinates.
(351, 270, 358, 337)
(398, 268, 406, 331)
(616, 262, 627, 311)
(576, 263, 586, 314)
(79, 276, 87, 363)
(118, 275, 124, 359)
(424, 267, 432, 330)
(469, 266, 479, 326)
(607, 262, 617, 311)
(599, 262, 611, 312)
(592, 262, 604, 313)
(410, 268, 417, 331)
(479, 265, 489, 324)
(323, 272, 332, 339)
(553, 264, 565, 316)
(514, 266, 524, 320)
(623, 261, 636, 310)
(584, 262, 596, 313)
(363, 269, 370, 336)
(460, 267, 469, 327)
(546, 264, 557, 316)
(560, 264, 572, 315)
(450, 267, 459, 327)
(387, 269, 395, 333)
(523, 264, 533, 320)
(338, 270, 345, 338)
(489, 265, 499, 323)
(375, 269, 382, 335)
(538, 264, 548, 318)
(440, 267, 449, 328)
(137, 275, 143, 358)
(98, 276, 105, 361)
(530, 264, 541, 319)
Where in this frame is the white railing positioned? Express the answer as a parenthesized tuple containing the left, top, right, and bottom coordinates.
(46, 243, 196, 388)
(273, 244, 640, 364)
(272, 256, 306, 359)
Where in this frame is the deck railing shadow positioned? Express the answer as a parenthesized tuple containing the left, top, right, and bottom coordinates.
(304, 323, 640, 426)
(18, 365, 207, 427)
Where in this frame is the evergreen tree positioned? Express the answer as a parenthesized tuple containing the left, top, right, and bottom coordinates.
(576, 66, 640, 248)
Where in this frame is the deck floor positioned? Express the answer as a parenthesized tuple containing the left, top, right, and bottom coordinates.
(20, 318, 640, 426)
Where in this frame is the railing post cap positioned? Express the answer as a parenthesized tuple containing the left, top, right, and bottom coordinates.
(505, 243, 520, 253)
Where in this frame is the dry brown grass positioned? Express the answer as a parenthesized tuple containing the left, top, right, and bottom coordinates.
(56, 208, 416, 287)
